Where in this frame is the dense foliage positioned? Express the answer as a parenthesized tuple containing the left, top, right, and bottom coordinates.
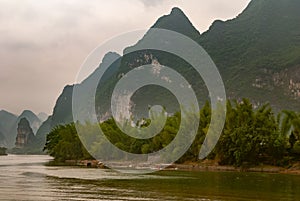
(0, 147, 7, 155)
(44, 124, 93, 162)
(216, 100, 286, 166)
(44, 99, 300, 166)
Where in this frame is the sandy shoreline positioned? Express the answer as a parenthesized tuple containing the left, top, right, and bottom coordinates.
(170, 161, 300, 175)
(55, 159, 300, 175)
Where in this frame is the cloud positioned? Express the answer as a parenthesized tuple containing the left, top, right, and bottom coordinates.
(0, 0, 166, 114)
(0, 0, 251, 114)
(139, 0, 167, 7)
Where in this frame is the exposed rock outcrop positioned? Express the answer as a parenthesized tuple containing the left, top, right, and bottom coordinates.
(15, 118, 37, 148)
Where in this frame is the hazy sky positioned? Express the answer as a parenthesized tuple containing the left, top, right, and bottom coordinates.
(0, 0, 250, 115)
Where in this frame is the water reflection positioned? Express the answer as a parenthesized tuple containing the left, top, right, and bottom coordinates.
(0, 155, 300, 201)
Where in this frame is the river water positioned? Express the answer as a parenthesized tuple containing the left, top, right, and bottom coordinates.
(0, 155, 300, 201)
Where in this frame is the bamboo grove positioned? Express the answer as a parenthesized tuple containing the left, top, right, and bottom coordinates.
(44, 99, 300, 167)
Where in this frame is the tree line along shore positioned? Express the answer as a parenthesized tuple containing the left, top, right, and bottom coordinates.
(43, 99, 300, 172)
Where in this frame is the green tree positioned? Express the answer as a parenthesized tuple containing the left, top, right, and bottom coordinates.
(216, 99, 285, 166)
(280, 111, 300, 156)
(44, 124, 93, 162)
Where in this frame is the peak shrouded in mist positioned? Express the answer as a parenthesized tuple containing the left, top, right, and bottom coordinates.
(37, 112, 48, 122)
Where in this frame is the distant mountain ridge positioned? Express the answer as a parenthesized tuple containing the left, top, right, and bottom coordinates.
(17, 110, 41, 134)
(0, 110, 45, 148)
(37, 0, 300, 142)
(0, 110, 17, 148)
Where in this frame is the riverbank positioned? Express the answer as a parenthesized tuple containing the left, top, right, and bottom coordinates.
(46, 159, 107, 168)
(47, 158, 300, 175)
(171, 160, 300, 175)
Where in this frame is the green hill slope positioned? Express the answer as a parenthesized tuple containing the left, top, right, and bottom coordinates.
(39, 0, 300, 140)
(198, 0, 300, 110)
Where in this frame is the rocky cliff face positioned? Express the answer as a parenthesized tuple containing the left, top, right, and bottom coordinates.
(38, 0, 300, 140)
(17, 110, 41, 134)
(15, 118, 36, 148)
